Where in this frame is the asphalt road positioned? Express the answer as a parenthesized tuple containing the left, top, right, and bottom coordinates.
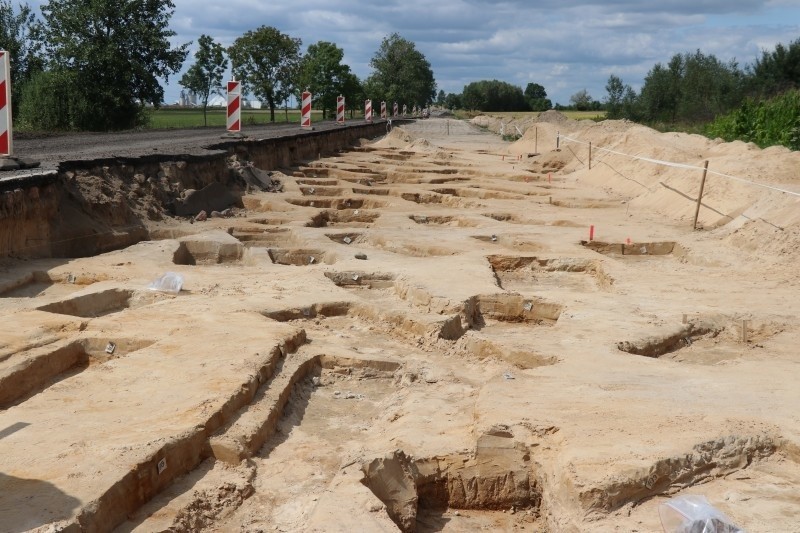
(12, 120, 372, 167)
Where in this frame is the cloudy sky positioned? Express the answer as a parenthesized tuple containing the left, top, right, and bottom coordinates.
(32, 0, 800, 106)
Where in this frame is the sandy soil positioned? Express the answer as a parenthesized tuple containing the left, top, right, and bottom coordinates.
(1, 115, 799, 532)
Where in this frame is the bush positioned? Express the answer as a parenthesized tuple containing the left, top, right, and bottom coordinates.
(705, 89, 800, 150)
(17, 70, 76, 130)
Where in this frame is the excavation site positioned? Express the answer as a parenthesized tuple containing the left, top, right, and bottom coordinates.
(1, 114, 799, 532)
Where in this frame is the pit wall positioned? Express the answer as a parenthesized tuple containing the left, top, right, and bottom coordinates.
(0, 121, 398, 259)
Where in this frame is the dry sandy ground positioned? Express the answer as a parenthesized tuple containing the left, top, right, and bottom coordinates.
(1, 116, 799, 532)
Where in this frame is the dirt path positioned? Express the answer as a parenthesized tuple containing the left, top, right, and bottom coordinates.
(1, 116, 799, 532)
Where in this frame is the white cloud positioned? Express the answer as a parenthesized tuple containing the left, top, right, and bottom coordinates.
(23, 0, 800, 105)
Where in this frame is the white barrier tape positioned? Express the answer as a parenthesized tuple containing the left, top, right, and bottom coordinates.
(706, 169, 800, 198)
(558, 134, 800, 198)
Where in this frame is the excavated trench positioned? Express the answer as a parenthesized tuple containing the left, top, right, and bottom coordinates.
(324, 232, 365, 245)
(324, 271, 396, 289)
(36, 287, 168, 318)
(267, 248, 334, 266)
(306, 209, 380, 228)
(0, 270, 90, 298)
(488, 254, 613, 291)
(231, 227, 293, 248)
(361, 429, 543, 533)
(582, 240, 681, 257)
(617, 322, 721, 358)
(0, 336, 155, 408)
(408, 215, 477, 227)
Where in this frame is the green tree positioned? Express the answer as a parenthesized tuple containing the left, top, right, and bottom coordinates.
(569, 89, 592, 111)
(750, 37, 800, 98)
(640, 51, 743, 124)
(39, 0, 188, 130)
(605, 75, 625, 118)
(444, 92, 461, 110)
(228, 26, 301, 122)
(180, 34, 228, 126)
(436, 89, 446, 106)
(297, 41, 351, 119)
(461, 80, 527, 111)
(524, 82, 551, 111)
(365, 33, 436, 108)
(0, 1, 43, 115)
(340, 72, 364, 119)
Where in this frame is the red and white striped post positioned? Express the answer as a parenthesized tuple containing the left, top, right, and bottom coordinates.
(393, 102, 398, 117)
(336, 95, 345, 124)
(226, 80, 241, 133)
(365, 99, 373, 122)
(380, 101, 387, 119)
(402, 104, 407, 116)
(301, 90, 312, 129)
(0, 50, 12, 156)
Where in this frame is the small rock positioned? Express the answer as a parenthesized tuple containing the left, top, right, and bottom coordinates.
(311, 376, 321, 386)
(221, 208, 233, 217)
(210, 210, 222, 218)
(355, 253, 368, 260)
(195, 210, 207, 222)
(454, 510, 460, 517)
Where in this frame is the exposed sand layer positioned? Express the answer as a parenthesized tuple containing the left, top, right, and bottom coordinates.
(1, 117, 799, 532)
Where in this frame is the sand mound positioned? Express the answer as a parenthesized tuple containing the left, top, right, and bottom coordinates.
(535, 110, 569, 124)
(403, 138, 435, 152)
(372, 127, 415, 149)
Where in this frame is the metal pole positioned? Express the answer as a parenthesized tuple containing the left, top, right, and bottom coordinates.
(556, 130, 560, 150)
(692, 161, 710, 230)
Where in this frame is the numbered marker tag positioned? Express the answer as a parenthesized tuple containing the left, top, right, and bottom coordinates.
(343, 237, 352, 245)
(157, 458, 167, 474)
(523, 302, 533, 312)
(105, 342, 116, 355)
(67, 274, 76, 284)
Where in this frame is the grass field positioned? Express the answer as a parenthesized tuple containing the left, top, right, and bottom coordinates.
(145, 107, 364, 129)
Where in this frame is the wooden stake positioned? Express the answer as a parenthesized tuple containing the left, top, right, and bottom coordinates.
(692, 160, 710, 230)
(589, 142, 592, 169)
(535, 127, 538, 154)
(741, 320, 749, 343)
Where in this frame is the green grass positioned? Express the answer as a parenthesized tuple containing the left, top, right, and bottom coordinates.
(145, 107, 364, 129)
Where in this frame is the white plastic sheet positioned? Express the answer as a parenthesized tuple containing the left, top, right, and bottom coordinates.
(148, 272, 184, 294)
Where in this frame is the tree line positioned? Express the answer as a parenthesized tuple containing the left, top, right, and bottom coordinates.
(0, 0, 436, 131)
(437, 80, 553, 112)
(604, 38, 800, 149)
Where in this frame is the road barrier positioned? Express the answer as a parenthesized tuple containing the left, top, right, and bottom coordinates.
(365, 99, 373, 123)
(226, 81, 241, 133)
(0, 50, 12, 156)
(402, 104, 407, 116)
(301, 91, 312, 129)
(336, 95, 345, 125)
(381, 101, 387, 119)
(393, 102, 398, 117)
